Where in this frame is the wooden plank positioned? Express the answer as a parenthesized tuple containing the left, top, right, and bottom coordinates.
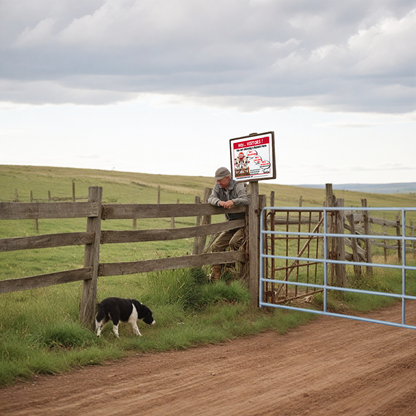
(0, 268, 92, 294)
(345, 238, 367, 259)
(0, 202, 100, 220)
(371, 241, 398, 250)
(101, 220, 245, 244)
(0, 232, 94, 252)
(101, 203, 246, 219)
(98, 251, 245, 276)
(369, 216, 397, 227)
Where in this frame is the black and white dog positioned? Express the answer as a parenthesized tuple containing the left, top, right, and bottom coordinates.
(95, 297, 155, 338)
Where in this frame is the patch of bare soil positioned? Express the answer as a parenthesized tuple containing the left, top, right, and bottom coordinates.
(1, 303, 416, 416)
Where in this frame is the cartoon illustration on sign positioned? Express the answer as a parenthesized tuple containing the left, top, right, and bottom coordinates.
(234, 151, 250, 177)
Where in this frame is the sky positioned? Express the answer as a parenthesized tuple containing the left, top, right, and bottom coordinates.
(0, 0, 415, 185)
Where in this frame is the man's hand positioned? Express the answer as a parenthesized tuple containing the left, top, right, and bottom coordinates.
(219, 200, 234, 209)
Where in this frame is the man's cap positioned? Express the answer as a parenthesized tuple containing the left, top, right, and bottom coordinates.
(215, 167, 231, 180)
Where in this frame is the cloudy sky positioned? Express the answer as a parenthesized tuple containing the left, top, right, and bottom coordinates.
(0, 0, 415, 185)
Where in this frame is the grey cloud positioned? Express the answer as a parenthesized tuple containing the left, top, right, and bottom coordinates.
(0, 0, 415, 113)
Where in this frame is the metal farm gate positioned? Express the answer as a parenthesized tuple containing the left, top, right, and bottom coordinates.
(259, 207, 416, 330)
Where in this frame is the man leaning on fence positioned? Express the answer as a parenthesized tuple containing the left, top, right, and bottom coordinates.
(207, 167, 250, 281)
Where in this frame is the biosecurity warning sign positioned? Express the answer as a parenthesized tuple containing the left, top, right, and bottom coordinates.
(229, 131, 276, 182)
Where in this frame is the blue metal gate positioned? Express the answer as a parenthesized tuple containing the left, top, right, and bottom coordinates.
(259, 207, 416, 330)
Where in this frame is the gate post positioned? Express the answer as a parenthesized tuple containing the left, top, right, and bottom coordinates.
(80, 186, 103, 330)
(248, 182, 260, 308)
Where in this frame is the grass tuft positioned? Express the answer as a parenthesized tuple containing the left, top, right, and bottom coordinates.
(36, 322, 97, 349)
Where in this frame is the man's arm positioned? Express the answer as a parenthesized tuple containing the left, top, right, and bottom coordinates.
(232, 182, 250, 206)
(208, 185, 221, 207)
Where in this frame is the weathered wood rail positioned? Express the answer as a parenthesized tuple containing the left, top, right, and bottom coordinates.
(1, 185, 262, 328)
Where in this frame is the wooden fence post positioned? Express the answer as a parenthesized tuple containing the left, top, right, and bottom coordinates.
(259, 194, 267, 302)
(72, 181, 76, 202)
(192, 196, 202, 255)
(361, 199, 373, 275)
(79, 186, 103, 330)
(171, 199, 179, 228)
(197, 187, 212, 254)
(346, 213, 361, 277)
(396, 215, 402, 261)
(248, 181, 260, 308)
(335, 198, 346, 287)
(30, 191, 39, 231)
(324, 184, 336, 282)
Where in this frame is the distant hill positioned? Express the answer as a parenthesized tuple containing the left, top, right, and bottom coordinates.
(298, 183, 416, 194)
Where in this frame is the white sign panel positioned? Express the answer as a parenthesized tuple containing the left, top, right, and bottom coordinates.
(229, 132, 276, 182)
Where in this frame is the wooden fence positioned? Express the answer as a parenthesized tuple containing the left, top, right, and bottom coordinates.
(0, 185, 262, 328)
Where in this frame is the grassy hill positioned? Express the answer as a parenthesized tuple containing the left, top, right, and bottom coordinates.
(1, 164, 416, 208)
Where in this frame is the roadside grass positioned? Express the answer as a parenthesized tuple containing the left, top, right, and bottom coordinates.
(2, 261, 414, 386)
(0, 267, 319, 386)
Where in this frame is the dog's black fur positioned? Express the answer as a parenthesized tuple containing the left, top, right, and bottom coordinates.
(95, 297, 155, 338)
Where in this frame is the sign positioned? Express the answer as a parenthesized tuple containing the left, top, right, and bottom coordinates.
(229, 131, 276, 182)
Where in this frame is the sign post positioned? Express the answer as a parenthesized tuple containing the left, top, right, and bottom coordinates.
(229, 132, 276, 307)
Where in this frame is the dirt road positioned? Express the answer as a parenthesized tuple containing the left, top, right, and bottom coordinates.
(1, 303, 416, 416)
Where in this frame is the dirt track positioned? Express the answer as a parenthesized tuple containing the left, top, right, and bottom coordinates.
(1, 303, 416, 416)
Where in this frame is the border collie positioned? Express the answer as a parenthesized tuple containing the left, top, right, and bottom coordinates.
(95, 297, 155, 338)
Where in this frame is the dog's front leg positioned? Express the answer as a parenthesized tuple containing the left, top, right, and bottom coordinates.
(132, 322, 142, 336)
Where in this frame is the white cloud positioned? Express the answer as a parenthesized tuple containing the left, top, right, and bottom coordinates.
(348, 10, 416, 76)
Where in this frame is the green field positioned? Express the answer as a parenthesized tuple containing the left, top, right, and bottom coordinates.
(1, 164, 416, 386)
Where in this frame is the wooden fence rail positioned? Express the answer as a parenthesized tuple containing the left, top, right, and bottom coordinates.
(0, 186, 259, 329)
